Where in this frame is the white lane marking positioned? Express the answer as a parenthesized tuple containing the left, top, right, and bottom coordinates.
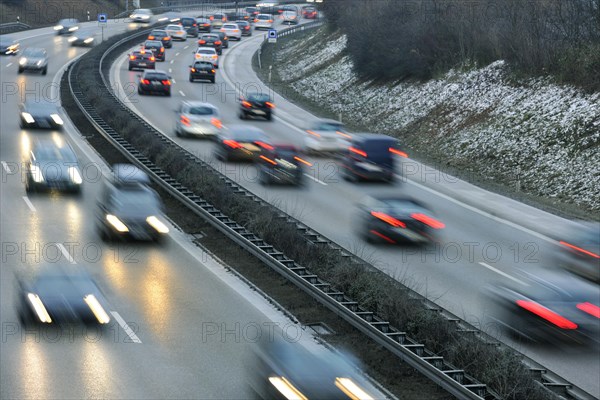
(110, 311, 142, 343)
(184, 45, 189, 49)
(6, 63, 12, 67)
(479, 262, 529, 286)
(172, 79, 176, 84)
(175, 52, 180, 56)
(22, 196, 36, 212)
(57, 243, 76, 264)
(168, 68, 172, 73)
(304, 174, 327, 185)
(1, 161, 11, 173)
(170, 60, 174, 64)
(179, 90, 186, 97)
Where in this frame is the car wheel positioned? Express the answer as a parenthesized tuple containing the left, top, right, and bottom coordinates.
(266, 113, 272, 121)
(42, 67, 47, 75)
(165, 90, 171, 97)
(18, 67, 23, 73)
(128, 65, 133, 71)
(239, 111, 246, 120)
(211, 78, 215, 83)
(138, 87, 143, 95)
(99, 226, 109, 242)
(189, 76, 194, 82)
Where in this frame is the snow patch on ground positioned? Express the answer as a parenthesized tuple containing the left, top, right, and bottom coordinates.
(277, 30, 600, 212)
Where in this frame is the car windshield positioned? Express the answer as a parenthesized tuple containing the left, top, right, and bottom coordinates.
(258, 15, 270, 20)
(137, 9, 151, 14)
(315, 122, 344, 131)
(34, 146, 77, 163)
(188, 106, 214, 116)
(195, 62, 213, 68)
(181, 18, 194, 25)
(59, 19, 77, 25)
(248, 93, 271, 102)
(223, 24, 237, 29)
(145, 41, 161, 47)
(202, 35, 218, 40)
(23, 48, 45, 57)
(198, 49, 214, 54)
(112, 190, 161, 212)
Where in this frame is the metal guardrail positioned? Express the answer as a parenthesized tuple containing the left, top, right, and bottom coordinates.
(63, 18, 598, 400)
(0, 22, 31, 34)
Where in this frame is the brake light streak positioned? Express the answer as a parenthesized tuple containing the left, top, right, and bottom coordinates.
(516, 300, 578, 330)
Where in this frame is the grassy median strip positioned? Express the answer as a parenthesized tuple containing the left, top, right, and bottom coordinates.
(65, 29, 554, 400)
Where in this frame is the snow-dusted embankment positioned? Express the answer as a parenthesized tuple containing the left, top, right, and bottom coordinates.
(275, 29, 600, 213)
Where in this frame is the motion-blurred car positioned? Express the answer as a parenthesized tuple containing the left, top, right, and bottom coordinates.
(215, 126, 272, 162)
(342, 134, 407, 182)
(0, 35, 19, 55)
(235, 20, 252, 36)
(17, 268, 111, 327)
(188, 60, 216, 83)
(175, 101, 221, 137)
(54, 18, 79, 35)
(239, 92, 275, 121)
(130, 8, 153, 23)
(143, 40, 166, 61)
(355, 195, 445, 244)
(196, 17, 212, 32)
(137, 70, 171, 96)
(25, 137, 83, 194)
(214, 31, 229, 48)
(210, 13, 227, 29)
(254, 14, 274, 30)
(258, 144, 309, 186)
(305, 119, 352, 154)
(246, 7, 260, 20)
(128, 49, 156, 70)
(68, 28, 95, 46)
(18, 47, 48, 74)
(198, 34, 223, 55)
(165, 24, 187, 41)
(302, 6, 318, 19)
(486, 268, 600, 345)
(179, 17, 199, 37)
(220, 23, 242, 40)
(258, 2, 283, 15)
(227, 12, 250, 22)
(96, 164, 170, 242)
(281, 10, 299, 24)
(19, 100, 63, 129)
(556, 221, 600, 283)
(194, 47, 219, 68)
(148, 29, 172, 48)
(248, 338, 377, 400)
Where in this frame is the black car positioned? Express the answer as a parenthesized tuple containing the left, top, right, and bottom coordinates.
(0, 35, 19, 55)
(556, 221, 600, 283)
(68, 28, 96, 46)
(342, 133, 407, 182)
(25, 138, 83, 194)
(226, 12, 250, 22)
(258, 144, 308, 186)
(235, 20, 252, 36)
(17, 268, 112, 327)
(215, 126, 272, 162)
(355, 195, 445, 245)
(179, 17, 199, 37)
(18, 47, 48, 74)
(486, 268, 600, 345)
(189, 61, 216, 83)
(128, 49, 156, 71)
(259, 5, 283, 15)
(148, 30, 172, 48)
(137, 70, 171, 96)
(143, 40, 165, 61)
(19, 100, 63, 130)
(96, 164, 170, 242)
(196, 17, 212, 32)
(246, 7, 260, 19)
(213, 30, 229, 48)
(197, 34, 223, 55)
(239, 92, 275, 121)
(54, 18, 79, 35)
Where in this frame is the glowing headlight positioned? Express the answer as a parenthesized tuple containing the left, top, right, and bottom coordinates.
(28, 293, 52, 323)
(19, 57, 26, 65)
(84, 38, 94, 44)
(69, 26, 79, 31)
(21, 112, 35, 124)
(106, 214, 129, 232)
(54, 25, 64, 30)
(68, 167, 82, 184)
(335, 378, 374, 400)
(50, 114, 63, 125)
(276, 159, 297, 169)
(142, 15, 150, 19)
(146, 216, 169, 233)
(30, 165, 44, 183)
(68, 36, 77, 42)
(84, 294, 110, 324)
(268, 377, 307, 400)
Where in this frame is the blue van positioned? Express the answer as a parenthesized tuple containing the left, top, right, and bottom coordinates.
(342, 133, 406, 182)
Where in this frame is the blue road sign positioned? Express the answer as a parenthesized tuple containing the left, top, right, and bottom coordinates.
(98, 13, 107, 23)
(268, 29, 277, 39)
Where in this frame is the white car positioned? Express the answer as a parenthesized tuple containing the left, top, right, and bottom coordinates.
(281, 11, 299, 24)
(220, 23, 242, 41)
(130, 9, 153, 23)
(254, 14, 274, 30)
(175, 101, 222, 138)
(304, 119, 352, 153)
(194, 47, 219, 68)
(165, 24, 187, 41)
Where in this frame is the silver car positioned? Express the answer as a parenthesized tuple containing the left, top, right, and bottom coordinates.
(254, 14, 274, 30)
(54, 18, 79, 35)
(175, 101, 222, 138)
(165, 24, 188, 41)
(18, 48, 48, 75)
(129, 9, 153, 23)
(220, 23, 242, 41)
(281, 11, 299, 25)
(304, 119, 352, 154)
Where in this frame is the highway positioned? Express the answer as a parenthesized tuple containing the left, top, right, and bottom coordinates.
(0, 15, 385, 399)
(108, 15, 600, 397)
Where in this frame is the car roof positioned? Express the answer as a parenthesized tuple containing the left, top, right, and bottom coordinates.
(142, 69, 169, 76)
(182, 100, 216, 108)
(144, 40, 162, 45)
(22, 47, 46, 55)
(23, 100, 57, 111)
(352, 133, 396, 142)
(32, 139, 76, 158)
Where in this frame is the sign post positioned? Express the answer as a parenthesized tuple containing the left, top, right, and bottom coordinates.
(98, 13, 107, 42)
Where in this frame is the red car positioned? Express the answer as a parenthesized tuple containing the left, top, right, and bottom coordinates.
(302, 6, 317, 19)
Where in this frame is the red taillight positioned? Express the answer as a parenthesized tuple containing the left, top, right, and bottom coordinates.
(307, 130, 321, 138)
(181, 116, 191, 126)
(255, 141, 274, 150)
(215, 41, 222, 45)
(294, 156, 312, 166)
(160, 47, 164, 52)
(242, 101, 252, 108)
(254, 19, 258, 23)
(260, 155, 277, 165)
(161, 80, 170, 85)
(245, 26, 250, 30)
(516, 300, 578, 330)
(148, 35, 155, 40)
(577, 302, 600, 319)
(411, 213, 445, 229)
(349, 147, 367, 157)
(211, 118, 222, 129)
(150, 56, 155, 61)
(559, 241, 600, 258)
(129, 55, 136, 60)
(210, 16, 214, 20)
(193, 23, 197, 26)
(389, 147, 408, 158)
(265, 101, 275, 109)
(371, 211, 406, 228)
(141, 79, 150, 84)
(223, 139, 241, 149)
(199, 40, 206, 44)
